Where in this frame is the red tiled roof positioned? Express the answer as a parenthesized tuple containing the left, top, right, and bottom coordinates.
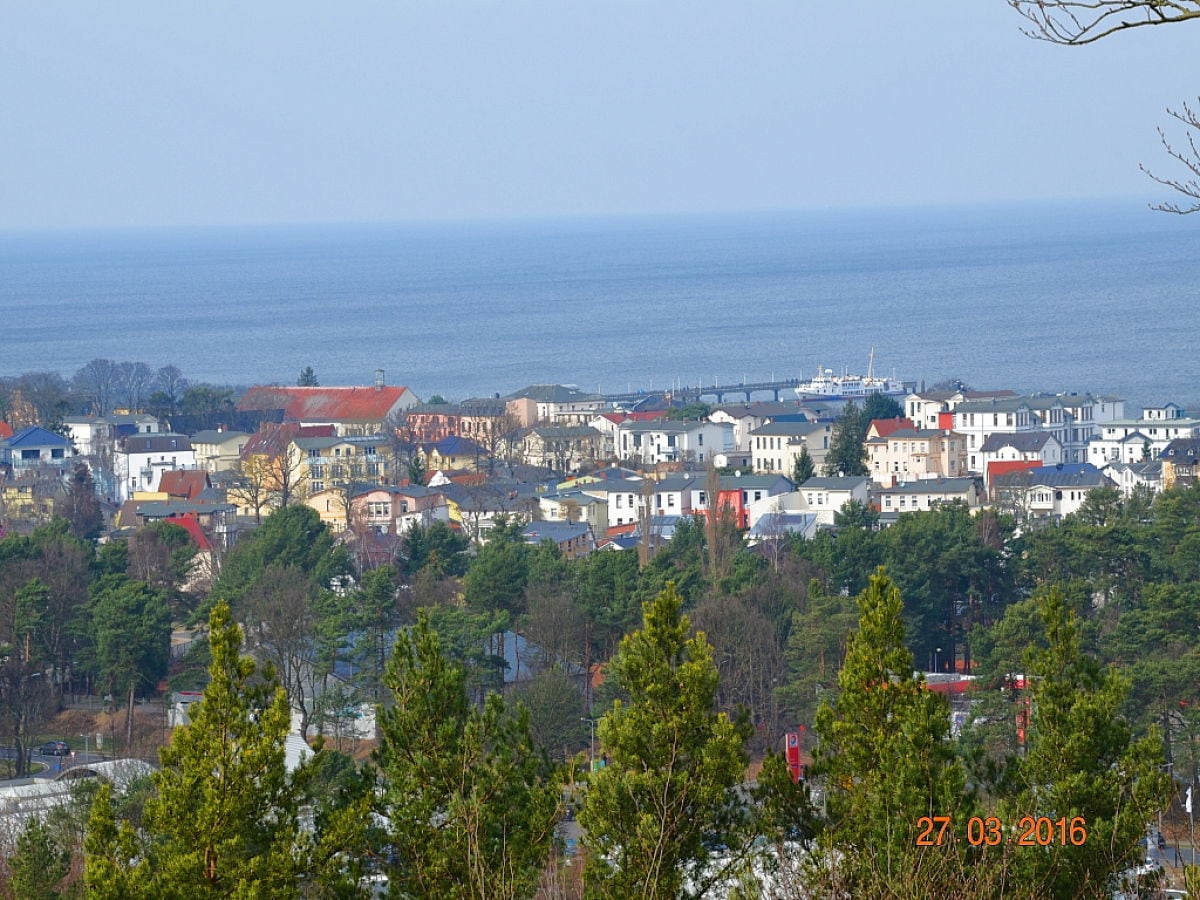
(167, 513, 213, 552)
(159, 470, 210, 501)
(0, 421, 12, 440)
(869, 417, 916, 438)
(242, 422, 336, 458)
(238, 385, 414, 423)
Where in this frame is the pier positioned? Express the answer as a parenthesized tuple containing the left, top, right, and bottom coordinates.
(604, 378, 806, 405)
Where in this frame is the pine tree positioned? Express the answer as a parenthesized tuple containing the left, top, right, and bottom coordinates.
(822, 401, 868, 477)
(579, 582, 752, 900)
(86, 601, 308, 898)
(1001, 587, 1171, 898)
(792, 444, 815, 485)
(9, 817, 69, 899)
(811, 568, 968, 893)
(375, 611, 561, 900)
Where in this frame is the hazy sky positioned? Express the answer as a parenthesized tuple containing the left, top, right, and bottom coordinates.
(2, 1, 1197, 229)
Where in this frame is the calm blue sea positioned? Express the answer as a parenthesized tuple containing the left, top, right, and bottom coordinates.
(1, 199, 1197, 411)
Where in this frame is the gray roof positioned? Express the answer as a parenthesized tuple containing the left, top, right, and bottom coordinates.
(189, 430, 249, 444)
(800, 476, 869, 491)
(978, 431, 1059, 453)
(717, 474, 794, 492)
(876, 477, 981, 495)
(522, 521, 593, 543)
(866, 427, 948, 444)
(992, 464, 1113, 489)
(618, 420, 710, 434)
(506, 384, 604, 403)
(120, 434, 192, 453)
(530, 425, 603, 439)
(750, 421, 829, 437)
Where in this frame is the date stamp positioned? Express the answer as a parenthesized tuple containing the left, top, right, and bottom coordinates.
(916, 815, 1088, 847)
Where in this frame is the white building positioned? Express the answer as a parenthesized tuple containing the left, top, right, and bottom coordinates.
(748, 421, 833, 475)
(1086, 405, 1200, 467)
(113, 434, 197, 502)
(991, 464, 1116, 521)
(616, 420, 733, 467)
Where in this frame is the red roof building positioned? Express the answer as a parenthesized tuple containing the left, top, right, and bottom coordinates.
(238, 381, 419, 435)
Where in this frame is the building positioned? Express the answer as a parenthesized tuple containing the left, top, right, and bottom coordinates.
(866, 427, 967, 486)
(991, 464, 1115, 521)
(113, 434, 196, 503)
(977, 432, 1063, 486)
(190, 429, 250, 474)
(505, 384, 607, 427)
(522, 520, 596, 559)
(875, 477, 985, 516)
(791, 476, 871, 525)
(616, 420, 733, 467)
(0, 426, 74, 474)
(521, 425, 605, 472)
(237, 374, 419, 436)
(1086, 405, 1200, 467)
(748, 421, 833, 475)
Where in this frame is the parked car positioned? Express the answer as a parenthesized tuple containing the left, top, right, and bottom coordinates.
(37, 740, 70, 757)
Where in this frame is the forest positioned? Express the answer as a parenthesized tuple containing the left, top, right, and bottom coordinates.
(0, 479, 1198, 897)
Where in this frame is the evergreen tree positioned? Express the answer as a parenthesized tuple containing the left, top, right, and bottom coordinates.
(462, 515, 529, 616)
(9, 816, 69, 899)
(580, 582, 753, 899)
(1001, 587, 1171, 898)
(791, 444, 815, 485)
(811, 568, 968, 893)
(822, 401, 868, 476)
(85, 601, 312, 898)
(297, 366, 319, 386)
(375, 611, 560, 899)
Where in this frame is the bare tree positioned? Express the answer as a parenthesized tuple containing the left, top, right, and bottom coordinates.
(1008, 0, 1200, 213)
(1008, 0, 1200, 45)
(14, 372, 71, 426)
(115, 361, 155, 413)
(72, 357, 121, 416)
(240, 564, 322, 737)
(1142, 99, 1200, 213)
(228, 455, 276, 524)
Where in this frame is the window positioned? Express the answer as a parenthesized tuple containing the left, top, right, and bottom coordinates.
(616, 495, 623, 509)
(754, 491, 762, 501)
(312, 481, 324, 492)
(698, 491, 706, 505)
(667, 495, 675, 507)
(698, 433, 704, 446)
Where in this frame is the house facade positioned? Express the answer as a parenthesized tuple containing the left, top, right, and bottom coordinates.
(616, 420, 732, 467)
(521, 425, 604, 472)
(876, 477, 985, 516)
(749, 421, 833, 475)
(113, 434, 196, 503)
(866, 428, 967, 486)
(991, 464, 1115, 521)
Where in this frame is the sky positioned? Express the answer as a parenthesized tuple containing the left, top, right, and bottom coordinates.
(2, 1, 1198, 229)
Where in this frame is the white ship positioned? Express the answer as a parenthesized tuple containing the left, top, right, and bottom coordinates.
(794, 350, 907, 401)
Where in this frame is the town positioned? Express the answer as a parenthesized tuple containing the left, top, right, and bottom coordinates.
(0, 362, 1197, 897)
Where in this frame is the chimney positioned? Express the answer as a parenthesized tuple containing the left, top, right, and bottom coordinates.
(375, 369, 385, 392)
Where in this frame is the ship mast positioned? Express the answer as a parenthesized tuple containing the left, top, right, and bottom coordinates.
(867, 347, 876, 380)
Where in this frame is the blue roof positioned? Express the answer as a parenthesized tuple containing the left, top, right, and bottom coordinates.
(5, 426, 71, 448)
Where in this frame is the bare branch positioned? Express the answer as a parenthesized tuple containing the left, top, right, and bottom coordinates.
(1141, 99, 1200, 214)
(1008, 0, 1200, 45)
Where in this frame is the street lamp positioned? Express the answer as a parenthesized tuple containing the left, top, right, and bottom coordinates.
(935, 647, 942, 673)
(581, 717, 596, 772)
(81, 733, 90, 762)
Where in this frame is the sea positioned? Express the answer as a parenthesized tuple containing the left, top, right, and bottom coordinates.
(2, 198, 1197, 412)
